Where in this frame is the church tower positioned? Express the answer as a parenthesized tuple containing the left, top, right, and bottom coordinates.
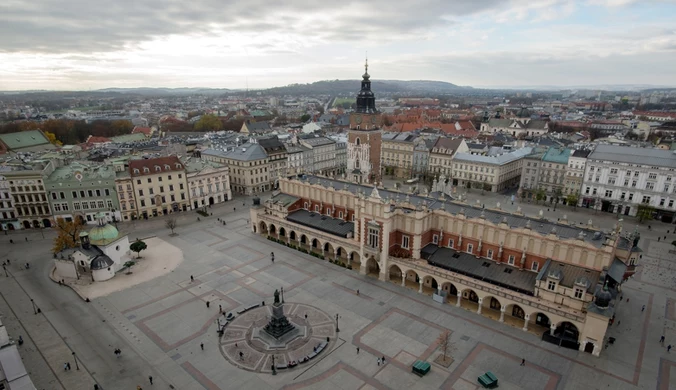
(347, 59, 383, 184)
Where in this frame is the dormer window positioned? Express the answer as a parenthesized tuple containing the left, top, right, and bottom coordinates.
(164, 164, 170, 170)
(175, 163, 182, 169)
(143, 167, 150, 173)
(133, 169, 140, 174)
(547, 280, 557, 291)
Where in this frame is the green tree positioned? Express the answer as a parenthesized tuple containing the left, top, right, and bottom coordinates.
(535, 188, 546, 204)
(123, 260, 136, 274)
(194, 114, 223, 131)
(565, 194, 579, 208)
(636, 204, 654, 223)
(130, 240, 148, 258)
(300, 114, 311, 122)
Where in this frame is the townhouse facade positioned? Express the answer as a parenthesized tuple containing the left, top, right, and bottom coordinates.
(429, 138, 468, 177)
(565, 150, 591, 204)
(299, 136, 337, 175)
(129, 156, 190, 218)
(0, 173, 19, 230)
(185, 158, 232, 209)
(4, 161, 54, 229)
(519, 147, 571, 204)
(381, 133, 415, 179)
(581, 145, 676, 220)
(453, 148, 531, 192)
(203, 142, 271, 195)
(44, 161, 121, 224)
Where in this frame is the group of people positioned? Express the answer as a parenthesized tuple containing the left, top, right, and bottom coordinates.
(113, 348, 122, 357)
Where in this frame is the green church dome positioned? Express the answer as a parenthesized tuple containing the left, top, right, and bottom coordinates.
(88, 223, 119, 244)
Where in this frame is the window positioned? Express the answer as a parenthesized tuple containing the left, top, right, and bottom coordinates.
(610, 168, 618, 174)
(151, 198, 155, 205)
(368, 228, 379, 248)
(137, 180, 141, 185)
(141, 200, 146, 207)
(168, 175, 172, 180)
(467, 243, 473, 254)
(670, 200, 674, 208)
(160, 186, 164, 193)
(660, 198, 666, 207)
(642, 195, 651, 204)
(531, 261, 539, 271)
(547, 281, 556, 291)
(105, 189, 110, 196)
(169, 185, 174, 191)
(649, 173, 657, 180)
(487, 249, 493, 259)
(574, 288, 583, 299)
(447, 239, 454, 248)
(51, 192, 57, 200)
(180, 183, 184, 190)
(628, 193, 634, 201)
(304, 202, 308, 209)
(54, 203, 61, 212)
(314, 205, 319, 212)
(632, 180, 637, 188)
(646, 182, 655, 190)
(402, 236, 410, 249)
(62, 203, 69, 211)
(106, 200, 113, 208)
(88, 190, 93, 197)
(139, 190, 144, 196)
(96, 189, 101, 197)
(508, 255, 515, 265)
(158, 177, 163, 182)
(73, 202, 81, 210)
(432, 234, 439, 244)
(90, 201, 97, 209)
(149, 188, 154, 195)
(81, 202, 89, 210)
(72, 191, 78, 198)
(605, 190, 613, 198)
(80, 190, 85, 198)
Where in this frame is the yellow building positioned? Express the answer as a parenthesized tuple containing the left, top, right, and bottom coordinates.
(381, 133, 415, 179)
(129, 156, 189, 218)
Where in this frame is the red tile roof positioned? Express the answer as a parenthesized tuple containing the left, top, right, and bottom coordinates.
(129, 156, 184, 177)
(132, 126, 151, 135)
(86, 135, 112, 144)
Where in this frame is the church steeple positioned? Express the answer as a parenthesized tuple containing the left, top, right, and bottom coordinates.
(356, 57, 377, 114)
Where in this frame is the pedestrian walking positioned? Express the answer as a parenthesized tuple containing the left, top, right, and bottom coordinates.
(356, 289, 360, 295)
(200, 342, 204, 350)
(381, 356, 385, 364)
(356, 347, 360, 354)
(658, 237, 661, 242)
(239, 351, 244, 360)
(94, 384, 99, 390)
(64, 362, 68, 371)
(67, 362, 71, 370)
(669, 345, 672, 353)
(642, 305, 646, 312)
(377, 358, 381, 366)
(521, 358, 525, 366)
(149, 375, 153, 385)
(25, 237, 28, 242)
(190, 275, 194, 282)
(9, 239, 12, 244)
(660, 335, 665, 343)
(305, 314, 308, 320)
(219, 304, 222, 313)
(206, 301, 210, 308)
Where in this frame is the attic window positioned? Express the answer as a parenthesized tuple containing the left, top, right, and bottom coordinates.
(164, 164, 170, 170)
(503, 268, 513, 274)
(481, 262, 491, 267)
(155, 166, 161, 172)
(175, 163, 182, 169)
(143, 167, 149, 173)
(133, 169, 140, 174)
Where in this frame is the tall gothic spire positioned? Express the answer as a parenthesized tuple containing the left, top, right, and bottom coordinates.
(356, 58, 376, 114)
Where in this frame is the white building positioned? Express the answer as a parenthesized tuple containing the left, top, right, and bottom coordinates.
(581, 145, 676, 220)
(299, 136, 337, 175)
(0, 317, 36, 390)
(184, 158, 232, 210)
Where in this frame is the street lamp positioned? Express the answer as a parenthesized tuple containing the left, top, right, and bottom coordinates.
(335, 313, 340, 332)
(72, 352, 79, 370)
(31, 299, 37, 314)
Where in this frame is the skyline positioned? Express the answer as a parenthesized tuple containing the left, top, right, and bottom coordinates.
(2, 0, 676, 91)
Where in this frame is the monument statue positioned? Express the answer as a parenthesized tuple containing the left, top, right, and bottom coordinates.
(263, 289, 296, 340)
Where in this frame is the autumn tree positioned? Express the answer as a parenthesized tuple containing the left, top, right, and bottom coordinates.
(43, 131, 63, 146)
(300, 114, 311, 122)
(195, 114, 223, 131)
(52, 218, 85, 253)
(130, 240, 148, 258)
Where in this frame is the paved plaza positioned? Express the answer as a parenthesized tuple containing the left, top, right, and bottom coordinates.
(2, 196, 676, 389)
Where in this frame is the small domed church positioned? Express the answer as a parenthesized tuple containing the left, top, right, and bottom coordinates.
(54, 212, 131, 282)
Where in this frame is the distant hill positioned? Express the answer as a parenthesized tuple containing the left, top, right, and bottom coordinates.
(96, 87, 231, 95)
(259, 79, 470, 96)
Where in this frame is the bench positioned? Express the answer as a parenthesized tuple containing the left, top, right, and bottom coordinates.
(412, 360, 430, 377)
(276, 364, 287, 370)
(236, 304, 260, 314)
(477, 372, 498, 388)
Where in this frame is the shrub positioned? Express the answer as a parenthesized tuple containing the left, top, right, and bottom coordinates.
(329, 259, 334, 263)
(347, 265, 353, 270)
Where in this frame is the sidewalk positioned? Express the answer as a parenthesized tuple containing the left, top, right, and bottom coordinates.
(0, 272, 98, 390)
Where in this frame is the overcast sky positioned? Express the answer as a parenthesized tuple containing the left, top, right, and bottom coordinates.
(1, 0, 675, 90)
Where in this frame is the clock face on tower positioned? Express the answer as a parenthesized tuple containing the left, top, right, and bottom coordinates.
(355, 115, 362, 124)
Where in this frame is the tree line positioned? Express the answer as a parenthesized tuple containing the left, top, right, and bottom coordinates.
(0, 119, 133, 145)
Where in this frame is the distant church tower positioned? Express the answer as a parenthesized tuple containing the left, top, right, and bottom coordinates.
(347, 59, 383, 184)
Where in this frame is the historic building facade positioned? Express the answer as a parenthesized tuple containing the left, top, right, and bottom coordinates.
(129, 156, 190, 218)
(346, 60, 383, 184)
(185, 158, 232, 209)
(251, 175, 633, 356)
(4, 161, 54, 229)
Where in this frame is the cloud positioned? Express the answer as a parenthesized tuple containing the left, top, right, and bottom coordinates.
(0, 0, 500, 54)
